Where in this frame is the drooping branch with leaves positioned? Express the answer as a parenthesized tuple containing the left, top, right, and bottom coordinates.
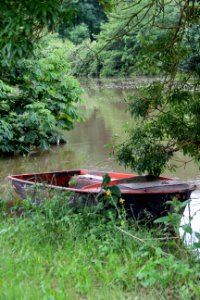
(109, 0, 200, 175)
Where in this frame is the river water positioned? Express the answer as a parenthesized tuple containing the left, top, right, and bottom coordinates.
(1, 77, 200, 181)
(0, 78, 200, 244)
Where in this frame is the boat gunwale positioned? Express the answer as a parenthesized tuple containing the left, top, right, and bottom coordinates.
(7, 176, 196, 195)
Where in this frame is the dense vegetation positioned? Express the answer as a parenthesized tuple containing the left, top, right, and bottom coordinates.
(70, 1, 200, 78)
(69, 0, 200, 175)
(0, 178, 200, 299)
(58, 0, 108, 44)
(70, 12, 141, 77)
(0, 1, 83, 155)
(0, 0, 111, 156)
(0, 36, 82, 155)
(112, 0, 200, 175)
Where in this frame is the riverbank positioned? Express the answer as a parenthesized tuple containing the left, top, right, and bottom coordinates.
(0, 192, 200, 299)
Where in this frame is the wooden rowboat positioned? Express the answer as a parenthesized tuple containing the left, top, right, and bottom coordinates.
(7, 169, 196, 220)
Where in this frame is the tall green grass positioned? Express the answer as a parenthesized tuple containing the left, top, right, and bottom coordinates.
(0, 190, 199, 300)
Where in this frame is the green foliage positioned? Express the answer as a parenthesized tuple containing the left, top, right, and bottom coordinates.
(70, 15, 141, 77)
(0, 1, 83, 155)
(115, 122, 174, 176)
(71, 0, 180, 77)
(0, 35, 82, 155)
(70, 40, 102, 77)
(0, 0, 76, 63)
(115, 77, 200, 175)
(154, 199, 190, 231)
(58, 0, 107, 43)
(0, 182, 200, 298)
(108, 0, 200, 175)
(71, 0, 177, 77)
(68, 23, 90, 45)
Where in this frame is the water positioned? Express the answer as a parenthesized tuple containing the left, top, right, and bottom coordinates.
(1, 77, 199, 181)
(1, 77, 200, 244)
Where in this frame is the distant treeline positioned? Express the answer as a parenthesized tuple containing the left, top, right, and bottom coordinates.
(67, 1, 200, 78)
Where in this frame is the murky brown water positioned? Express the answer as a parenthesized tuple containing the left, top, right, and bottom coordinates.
(1, 78, 200, 183)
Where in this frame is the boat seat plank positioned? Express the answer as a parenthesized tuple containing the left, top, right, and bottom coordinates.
(117, 180, 188, 190)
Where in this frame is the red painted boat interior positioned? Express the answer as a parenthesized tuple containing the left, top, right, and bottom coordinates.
(7, 170, 196, 195)
(8, 170, 134, 189)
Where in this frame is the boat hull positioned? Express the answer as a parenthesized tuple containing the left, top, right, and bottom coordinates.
(7, 169, 196, 221)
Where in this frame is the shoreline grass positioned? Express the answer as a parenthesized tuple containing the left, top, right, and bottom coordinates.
(0, 187, 200, 299)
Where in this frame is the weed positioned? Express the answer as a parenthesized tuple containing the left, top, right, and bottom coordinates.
(0, 176, 200, 299)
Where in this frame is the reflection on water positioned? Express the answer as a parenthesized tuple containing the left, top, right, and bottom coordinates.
(1, 78, 200, 183)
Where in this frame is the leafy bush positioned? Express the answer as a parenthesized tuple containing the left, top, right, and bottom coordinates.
(0, 35, 82, 155)
(58, 0, 108, 43)
(69, 23, 90, 45)
(69, 2, 160, 78)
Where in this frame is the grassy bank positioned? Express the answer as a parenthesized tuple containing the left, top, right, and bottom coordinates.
(0, 192, 200, 300)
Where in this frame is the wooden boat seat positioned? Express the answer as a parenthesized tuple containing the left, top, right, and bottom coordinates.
(68, 174, 103, 189)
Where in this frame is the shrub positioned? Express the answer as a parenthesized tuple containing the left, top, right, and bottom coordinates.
(0, 35, 82, 155)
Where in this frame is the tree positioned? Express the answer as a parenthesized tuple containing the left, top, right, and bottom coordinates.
(0, 0, 76, 62)
(0, 1, 82, 155)
(58, 0, 108, 43)
(109, 0, 200, 175)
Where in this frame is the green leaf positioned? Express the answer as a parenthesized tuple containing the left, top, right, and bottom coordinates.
(181, 224, 192, 234)
(195, 232, 200, 240)
(193, 242, 200, 249)
(109, 185, 121, 197)
(102, 174, 111, 186)
(154, 216, 169, 224)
